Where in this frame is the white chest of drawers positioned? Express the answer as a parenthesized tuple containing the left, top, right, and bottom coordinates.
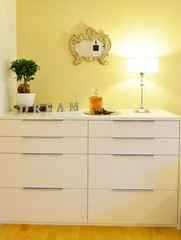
(0, 109, 180, 229)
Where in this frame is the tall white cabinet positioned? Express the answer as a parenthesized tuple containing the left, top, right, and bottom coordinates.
(0, 110, 180, 229)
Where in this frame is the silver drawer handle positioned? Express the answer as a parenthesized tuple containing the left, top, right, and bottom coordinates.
(112, 154, 154, 157)
(113, 120, 155, 122)
(22, 153, 63, 155)
(23, 187, 63, 190)
(22, 136, 63, 138)
(112, 188, 154, 191)
(112, 137, 155, 139)
(22, 119, 63, 121)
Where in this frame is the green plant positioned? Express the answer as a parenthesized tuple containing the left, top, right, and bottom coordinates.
(10, 58, 40, 93)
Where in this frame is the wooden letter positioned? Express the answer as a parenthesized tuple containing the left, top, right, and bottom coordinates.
(69, 102, 79, 111)
(57, 103, 64, 112)
(19, 104, 28, 114)
(33, 104, 41, 113)
(46, 103, 52, 112)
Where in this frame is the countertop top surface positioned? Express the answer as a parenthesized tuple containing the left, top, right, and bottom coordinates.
(0, 109, 180, 120)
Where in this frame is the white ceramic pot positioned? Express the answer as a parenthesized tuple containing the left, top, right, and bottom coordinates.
(17, 93, 36, 106)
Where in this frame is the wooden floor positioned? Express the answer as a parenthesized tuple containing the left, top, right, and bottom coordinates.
(0, 225, 181, 240)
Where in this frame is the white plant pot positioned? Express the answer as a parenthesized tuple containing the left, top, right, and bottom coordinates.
(17, 93, 36, 106)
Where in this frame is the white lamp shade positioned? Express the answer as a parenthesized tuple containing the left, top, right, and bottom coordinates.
(127, 58, 159, 73)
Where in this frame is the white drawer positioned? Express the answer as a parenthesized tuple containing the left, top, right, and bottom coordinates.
(89, 120, 179, 137)
(89, 138, 179, 155)
(88, 189, 177, 225)
(0, 137, 87, 154)
(0, 154, 87, 188)
(89, 155, 178, 189)
(0, 120, 87, 137)
(0, 188, 87, 223)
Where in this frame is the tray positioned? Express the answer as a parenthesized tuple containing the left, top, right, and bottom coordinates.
(84, 111, 120, 115)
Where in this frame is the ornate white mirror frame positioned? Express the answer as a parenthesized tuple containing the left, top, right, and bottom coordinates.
(70, 27, 111, 65)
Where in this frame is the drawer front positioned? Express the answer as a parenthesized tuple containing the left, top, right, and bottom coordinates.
(0, 188, 87, 223)
(0, 154, 87, 188)
(89, 138, 179, 155)
(0, 120, 87, 137)
(0, 137, 87, 154)
(89, 155, 178, 189)
(88, 189, 177, 225)
(89, 120, 179, 137)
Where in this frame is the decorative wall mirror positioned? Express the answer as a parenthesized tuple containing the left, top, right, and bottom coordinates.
(70, 27, 111, 65)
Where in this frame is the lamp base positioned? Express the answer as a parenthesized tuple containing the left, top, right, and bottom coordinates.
(135, 108, 150, 113)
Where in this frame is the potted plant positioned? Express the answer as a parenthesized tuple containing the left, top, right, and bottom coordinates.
(10, 58, 40, 106)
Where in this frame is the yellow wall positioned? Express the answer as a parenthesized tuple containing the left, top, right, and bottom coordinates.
(16, 0, 181, 114)
(0, 0, 16, 113)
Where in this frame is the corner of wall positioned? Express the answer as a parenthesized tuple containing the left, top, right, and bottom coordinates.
(0, 0, 17, 113)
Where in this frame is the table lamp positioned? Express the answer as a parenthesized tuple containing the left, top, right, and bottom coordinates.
(127, 58, 159, 113)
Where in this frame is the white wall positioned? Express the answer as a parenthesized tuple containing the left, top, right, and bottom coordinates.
(0, 0, 16, 113)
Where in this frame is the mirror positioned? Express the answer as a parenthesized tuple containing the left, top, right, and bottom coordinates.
(70, 27, 111, 65)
